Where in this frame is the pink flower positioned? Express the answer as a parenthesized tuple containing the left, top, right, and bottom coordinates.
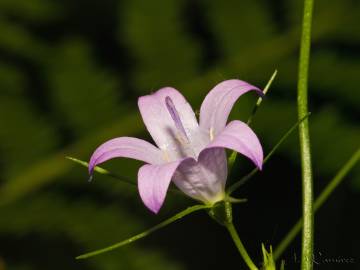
(89, 80, 263, 213)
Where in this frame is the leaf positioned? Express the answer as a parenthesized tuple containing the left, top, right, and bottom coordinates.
(120, 0, 201, 92)
(0, 18, 49, 61)
(203, 0, 275, 58)
(0, 194, 185, 270)
(0, 0, 62, 22)
(46, 39, 123, 137)
(0, 96, 58, 179)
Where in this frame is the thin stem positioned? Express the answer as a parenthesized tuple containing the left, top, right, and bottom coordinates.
(225, 222, 259, 270)
(228, 70, 277, 170)
(227, 113, 310, 195)
(297, 0, 315, 269)
(66, 156, 184, 196)
(273, 148, 360, 260)
(247, 70, 277, 126)
(76, 204, 209, 259)
(66, 156, 135, 186)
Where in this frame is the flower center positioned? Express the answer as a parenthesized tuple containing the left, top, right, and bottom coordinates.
(165, 96, 190, 144)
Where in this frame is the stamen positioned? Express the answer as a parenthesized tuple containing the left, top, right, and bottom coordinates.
(165, 96, 189, 142)
(162, 150, 170, 162)
(209, 127, 215, 141)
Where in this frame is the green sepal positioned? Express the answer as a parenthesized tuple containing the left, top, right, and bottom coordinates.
(207, 200, 233, 226)
(261, 244, 277, 270)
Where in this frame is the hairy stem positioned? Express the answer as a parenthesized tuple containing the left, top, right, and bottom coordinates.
(297, 0, 315, 269)
(273, 148, 360, 260)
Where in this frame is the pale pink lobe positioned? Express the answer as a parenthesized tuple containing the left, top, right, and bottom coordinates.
(172, 148, 227, 204)
(204, 120, 263, 170)
(199, 79, 263, 136)
(88, 137, 163, 175)
(138, 87, 199, 149)
(88, 79, 265, 213)
(138, 159, 191, 213)
(138, 88, 201, 160)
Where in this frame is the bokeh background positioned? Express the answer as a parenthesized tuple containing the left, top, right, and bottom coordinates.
(0, 0, 359, 269)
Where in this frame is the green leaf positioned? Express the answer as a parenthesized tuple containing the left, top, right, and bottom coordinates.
(47, 40, 123, 137)
(120, 0, 201, 92)
(0, 193, 186, 270)
(203, 0, 275, 59)
(0, 0, 62, 22)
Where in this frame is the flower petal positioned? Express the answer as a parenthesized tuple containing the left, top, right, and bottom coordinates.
(138, 87, 202, 159)
(204, 120, 263, 169)
(173, 148, 227, 204)
(89, 137, 163, 175)
(199, 79, 263, 136)
(138, 159, 190, 213)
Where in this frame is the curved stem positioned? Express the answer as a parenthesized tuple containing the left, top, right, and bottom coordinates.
(228, 70, 277, 171)
(67, 156, 184, 196)
(227, 114, 310, 195)
(76, 204, 208, 259)
(297, 0, 315, 269)
(273, 148, 360, 260)
(225, 222, 258, 270)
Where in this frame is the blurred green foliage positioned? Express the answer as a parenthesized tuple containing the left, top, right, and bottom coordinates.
(0, 0, 359, 269)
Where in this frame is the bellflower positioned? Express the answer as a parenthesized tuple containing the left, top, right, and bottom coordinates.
(89, 80, 264, 213)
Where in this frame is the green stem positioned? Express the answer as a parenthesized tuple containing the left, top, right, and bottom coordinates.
(67, 156, 184, 196)
(273, 148, 360, 260)
(225, 222, 259, 270)
(76, 204, 208, 259)
(297, 0, 315, 269)
(227, 113, 310, 195)
(66, 156, 135, 185)
(247, 70, 277, 126)
(228, 70, 277, 171)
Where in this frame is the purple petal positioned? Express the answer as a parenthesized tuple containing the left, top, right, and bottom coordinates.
(204, 120, 263, 169)
(199, 79, 263, 136)
(89, 137, 163, 175)
(138, 87, 200, 157)
(173, 148, 227, 204)
(138, 159, 189, 213)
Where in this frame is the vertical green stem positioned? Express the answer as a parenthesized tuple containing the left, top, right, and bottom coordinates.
(297, 0, 315, 269)
(273, 148, 360, 260)
(225, 222, 258, 270)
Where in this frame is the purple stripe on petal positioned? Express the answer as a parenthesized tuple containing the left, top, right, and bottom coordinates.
(165, 96, 189, 141)
(138, 87, 199, 152)
(203, 120, 263, 170)
(89, 137, 163, 175)
(138, 159, 191, 213)
(199, 79, 263, 136)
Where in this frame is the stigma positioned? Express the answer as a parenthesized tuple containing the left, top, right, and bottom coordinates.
(165, 96, 190, 144)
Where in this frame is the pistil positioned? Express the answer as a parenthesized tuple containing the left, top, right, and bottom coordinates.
(165, 96, 190, 144)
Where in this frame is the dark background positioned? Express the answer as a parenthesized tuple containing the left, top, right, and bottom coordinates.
(0, 0, 359, 269)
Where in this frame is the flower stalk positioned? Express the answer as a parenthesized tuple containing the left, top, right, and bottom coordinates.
(297, 0, 315, 268)
(226, 221, 258, 270)
(208, 201, 258, 270)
